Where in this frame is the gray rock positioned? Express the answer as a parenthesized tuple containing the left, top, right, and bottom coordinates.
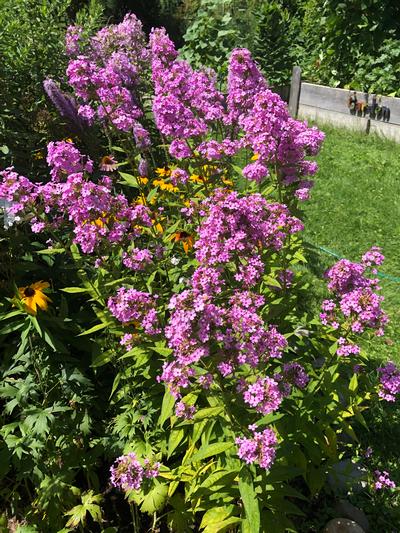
(334, 500, 369, 532)
(323, 518, 365, 533)
(327, 459, 368, 494)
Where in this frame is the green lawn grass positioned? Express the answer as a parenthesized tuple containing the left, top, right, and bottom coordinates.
(303, 124, 400, 363)
(301, 124, 400, 531)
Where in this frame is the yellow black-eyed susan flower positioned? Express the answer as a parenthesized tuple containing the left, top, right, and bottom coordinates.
(18, 281, 52, 315)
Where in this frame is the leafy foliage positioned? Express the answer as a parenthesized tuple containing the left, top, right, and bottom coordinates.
(0, 12, 397, 533)
(0, 0, 104, 175)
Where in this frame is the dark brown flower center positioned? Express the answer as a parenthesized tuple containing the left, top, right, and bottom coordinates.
(24, 287, 35, 297)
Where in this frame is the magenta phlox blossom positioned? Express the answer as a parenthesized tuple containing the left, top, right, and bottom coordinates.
(108, 288, 160, 334)
(226, 48, 267, 124)
(339, 287, 388, 334)
(47, 140, 93, 180)
(150, 28, 224, 140)
(158, 361, 196, 398)
(243, 377, 283, 415)
(65, 25, 84, 56)
(336, 337, 361, 357)
(374, 470, 396, 490)
(325, 259, 371, 295)
(66, 14, 150, 136)
(240, 90, 324, 190)
(282, 362, 309, 389)
(378, 362, 400, 401)
(110, 452, 160, 492)
(195, 189, 303, 269)
(0, 167, 37, 215)
(236, 426, 278, 469)
(123, 248, 153, 271)
(362, 246, 385, 267)
(321, 250, 388, 343)
(226, 291, 287, 366)
(175, 400, 196, 419)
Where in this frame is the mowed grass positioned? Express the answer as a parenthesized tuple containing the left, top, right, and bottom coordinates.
(302, 123, 400, 363)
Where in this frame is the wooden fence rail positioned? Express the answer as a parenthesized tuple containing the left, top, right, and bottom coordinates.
(286, 68, 400, 143)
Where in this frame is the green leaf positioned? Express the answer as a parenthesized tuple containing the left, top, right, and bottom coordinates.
(168, 428, 185, 458)
(60, 287, 89, 294)
(200, 506, 241, 532)
(193, 406, 224, 422)
(78, 322, 112, 336)
(203, 517, 242, 533)
(349, 373, 358, 393)
(119, 172, 138, 187)
(238, 467, 260, 533)
(140, 482, 168, 514)
(189, 442, 233, 464)
(158, 389, 176, 428)
(36, 248, 65, 255)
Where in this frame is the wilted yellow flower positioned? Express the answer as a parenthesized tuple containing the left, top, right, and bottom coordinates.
(18, 281, 52, 315)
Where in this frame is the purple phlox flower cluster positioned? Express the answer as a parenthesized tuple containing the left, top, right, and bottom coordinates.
(150, 28, 225, 144)
(236, 426, 278, 470)
(195, 189, 303, 277)
(0, 167, 37, 215)
(161, 189, 291, 397)
(378, 361, 400, 401)
(362, 246, 385, 268)
(196, 139, 242, 161)
(67, 14, 150, 136)
(169, 139, 193, 159)
(198, 373, 213, 389)
(175, 400, 196, 419)
(227, 291, 287, 366)
(170, 167, 189, 186)
(110, 452, 160, 492)
(55, 174, 152, 253)
(120, 333, 135, 351)
(325, 258, 372, 295)
(123, 248, 153, 271)
(339, 288, 387, 334)
(374, 470, 396, 490)
(320, 249, 388, 352)
(365, 446, 373, 458)
(336, 337, 361, 357)
(240, 90, 324, 191)
(226, 48, 267, 124)
(282, 362, 309, 389)
(47, 141, 93, 180)
(161, 289, 224, 396)
(65, 25, 84, 56)
(243, 376, 283, 415)
(108, 288, 160, 335)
